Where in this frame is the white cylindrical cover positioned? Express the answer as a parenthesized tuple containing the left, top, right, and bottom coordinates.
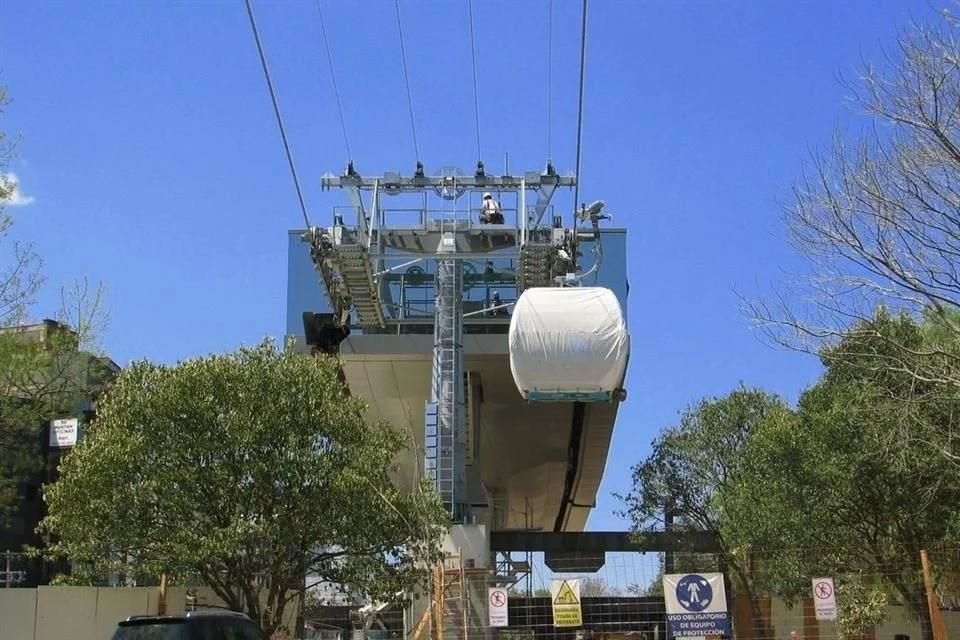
(508, 287, 629, 396)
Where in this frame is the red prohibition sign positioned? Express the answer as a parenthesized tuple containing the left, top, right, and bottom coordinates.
(490, 590, 506, 607)
(814, 582, 833, 599)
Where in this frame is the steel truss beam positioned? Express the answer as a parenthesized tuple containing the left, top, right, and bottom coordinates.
(322, 172, 575, 192)
(489, 530, 722, 554)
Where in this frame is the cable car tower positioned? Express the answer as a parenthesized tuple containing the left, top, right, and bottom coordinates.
(305, 161, 618, 521)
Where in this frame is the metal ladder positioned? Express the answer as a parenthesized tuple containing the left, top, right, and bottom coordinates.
(333, 242, 385, 328)
(426, 201, 467, 521)
(306, 231, 352, 326)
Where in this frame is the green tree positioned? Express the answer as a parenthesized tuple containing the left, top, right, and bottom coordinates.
(37, 340, 449, 634)
(620, 387, 791, 580)
(620, 387, 793, 637)
(579, 576, 621, 597)
(731, 311, 960, 640)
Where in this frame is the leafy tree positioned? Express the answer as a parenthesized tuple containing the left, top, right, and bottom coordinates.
(620, 387, 791, 579)
(619, 387, 792, 637)
(37, 340, 449, 634)
(736, 312, 960, 640)
(627, 577, 663, 598)
(579, 576, 621, 597)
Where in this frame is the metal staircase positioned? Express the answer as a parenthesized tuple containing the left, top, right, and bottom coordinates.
(305, 230, 351, 326)
(333, 242, 385, 328)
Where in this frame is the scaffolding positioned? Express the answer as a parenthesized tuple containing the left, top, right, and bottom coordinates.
(408, 549, 492, 640)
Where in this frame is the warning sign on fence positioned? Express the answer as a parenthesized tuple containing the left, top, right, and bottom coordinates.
(811, 577, 837, 621)
(551, 578, 583, 628)
(488, 587, 509, 627)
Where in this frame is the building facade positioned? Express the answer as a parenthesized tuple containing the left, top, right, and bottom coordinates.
(0, 320, 119, 587)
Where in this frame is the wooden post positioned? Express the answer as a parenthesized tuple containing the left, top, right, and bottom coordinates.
(459, 548, 467, 639)
(410, 605, 432, 640)
(434, 565, 445, 640)
(158, 574, 168, 616)
(920, 549, 948, 640)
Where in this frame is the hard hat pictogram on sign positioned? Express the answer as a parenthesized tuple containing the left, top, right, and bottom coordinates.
(553, 581, 580, 605)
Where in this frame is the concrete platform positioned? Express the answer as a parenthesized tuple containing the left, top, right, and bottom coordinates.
(339, 334, 620, 532)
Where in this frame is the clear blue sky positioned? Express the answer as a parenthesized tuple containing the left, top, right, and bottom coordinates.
(0, 0, 934, 531)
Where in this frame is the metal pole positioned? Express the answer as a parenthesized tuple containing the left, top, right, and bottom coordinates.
(519, 178, 527, 245)
(519, 178, 526, 246)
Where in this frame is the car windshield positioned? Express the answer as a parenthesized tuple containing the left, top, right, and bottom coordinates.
(112, 621, 190, 640)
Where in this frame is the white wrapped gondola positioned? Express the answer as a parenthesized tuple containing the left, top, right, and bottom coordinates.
(508, 287, 629, 402)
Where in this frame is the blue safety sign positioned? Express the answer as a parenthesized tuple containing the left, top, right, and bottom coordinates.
(662, 572, 731, 638)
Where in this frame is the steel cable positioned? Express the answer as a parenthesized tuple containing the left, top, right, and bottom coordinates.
(316, 0, 353, 162)
(244, 0, 312, 229)
(572, 0, 588, 215)
(468, 0, 482, 162)
(394, 0, 421, 162)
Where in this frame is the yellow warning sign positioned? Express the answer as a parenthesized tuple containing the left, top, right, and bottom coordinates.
(554, 581, 580, 605)
(551, 579, 583, 627)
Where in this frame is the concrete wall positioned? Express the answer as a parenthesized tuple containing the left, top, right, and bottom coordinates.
(0, 586, 297, 640)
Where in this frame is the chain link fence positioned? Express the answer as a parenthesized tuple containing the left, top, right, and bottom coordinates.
(0, 550, 28, 587)
(302, 547, 960, 640)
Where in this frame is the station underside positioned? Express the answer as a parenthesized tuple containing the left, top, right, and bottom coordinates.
(338, 333, 620, 532)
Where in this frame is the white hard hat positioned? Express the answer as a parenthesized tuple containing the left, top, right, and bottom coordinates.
(483, 192, 492, 199)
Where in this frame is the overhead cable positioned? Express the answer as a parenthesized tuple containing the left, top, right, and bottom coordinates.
(394, 0, 421, 162)
(316, 0, 353, 162)
(572, 0, 588, 216)
(547, 0, 553, 163)
(244, 0, 312, 230)
(467, 0, 482, 162)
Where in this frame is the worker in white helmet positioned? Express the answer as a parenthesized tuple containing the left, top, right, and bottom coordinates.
(480, 192, 503, 224)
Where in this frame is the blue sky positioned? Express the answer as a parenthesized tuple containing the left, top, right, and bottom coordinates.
(0, 0, 934, 531)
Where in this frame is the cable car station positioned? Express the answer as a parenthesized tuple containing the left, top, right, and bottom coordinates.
(288, 163, 630, 577)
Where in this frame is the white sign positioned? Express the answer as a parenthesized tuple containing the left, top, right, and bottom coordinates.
(662, 573, 731, 638)
(49, 418, 79, 448)
(812, 577, 837, 621)
(488, 587, 508, 627)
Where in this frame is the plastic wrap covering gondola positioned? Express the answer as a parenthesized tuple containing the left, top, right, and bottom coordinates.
(508, 287, 630, 402)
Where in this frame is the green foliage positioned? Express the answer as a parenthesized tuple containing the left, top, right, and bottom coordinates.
(0, 324, 112, 524)
(620, 386, 791, 598)
(835, 575, 890, 639)
(620, 386, 789, 532)
(626, 311, 960, 640)
(38, 339, 449, 634)
(628, 568, 664, 597)
(579, 576, 621, 597)
(775, 311, 958, 625)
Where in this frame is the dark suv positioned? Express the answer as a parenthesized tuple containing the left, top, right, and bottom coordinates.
(111, 609, 267, 640)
